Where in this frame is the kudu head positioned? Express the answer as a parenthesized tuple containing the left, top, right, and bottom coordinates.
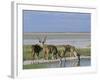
(37, 35, 47, 48)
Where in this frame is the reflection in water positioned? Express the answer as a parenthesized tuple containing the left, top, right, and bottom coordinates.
(59, 58, 80, 67)
(23, 58, 90, 69)
(77, 60, 80, 66)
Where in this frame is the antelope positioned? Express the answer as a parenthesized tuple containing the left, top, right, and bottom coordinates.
(57, 44, 80, 67)
(38, 36, 58, 60)
(31, 35, 58, 60)
(58, 45, 80, 61)
(64, 45, 80, 59)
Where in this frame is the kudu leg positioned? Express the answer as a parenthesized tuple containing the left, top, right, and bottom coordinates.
(51, 53, 54, 60)
(32, 52, 35, 64)
(73, 51, 80, 59)
(44, 52, 48, 60)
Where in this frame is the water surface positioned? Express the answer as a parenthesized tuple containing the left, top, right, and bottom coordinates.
(43, 58, 91, 68)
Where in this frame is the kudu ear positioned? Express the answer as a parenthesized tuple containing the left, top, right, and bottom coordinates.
(39, 40, 41, 43)
(37, 36, 42, 43)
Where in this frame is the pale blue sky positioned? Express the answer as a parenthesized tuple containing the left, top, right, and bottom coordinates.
(23, 10, 91, 32)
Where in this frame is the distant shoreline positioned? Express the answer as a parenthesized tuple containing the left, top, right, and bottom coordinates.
(23, 32, 90, 47)
(24, 32, 90, 36)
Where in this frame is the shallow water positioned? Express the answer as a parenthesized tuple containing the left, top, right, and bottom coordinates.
(41, 58, 91, 68)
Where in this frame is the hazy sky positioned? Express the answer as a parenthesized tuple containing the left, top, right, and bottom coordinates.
(23, 10, 91, 32)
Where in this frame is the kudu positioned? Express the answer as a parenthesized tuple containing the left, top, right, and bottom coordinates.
(38, 36, 58, 60)
(64, 45, 80, 60)
(31, 36, 58, 60)
(58, 45, 80, 61)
